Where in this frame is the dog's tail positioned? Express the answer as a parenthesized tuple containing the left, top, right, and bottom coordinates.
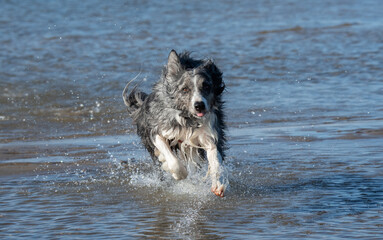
(122, 74, 147, 115)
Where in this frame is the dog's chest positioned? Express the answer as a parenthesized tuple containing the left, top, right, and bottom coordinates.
(161, 123, 217, 150)
(159, 113, 218, 149)
(161, 126, 202, 147)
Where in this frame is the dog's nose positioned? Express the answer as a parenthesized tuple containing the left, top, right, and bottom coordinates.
(194, 101, 206, 112)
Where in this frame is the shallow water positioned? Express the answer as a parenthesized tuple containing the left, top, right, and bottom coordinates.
(1, 0, 383, 239)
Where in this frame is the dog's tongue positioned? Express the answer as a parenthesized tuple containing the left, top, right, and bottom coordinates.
(197, 112, 205, 117)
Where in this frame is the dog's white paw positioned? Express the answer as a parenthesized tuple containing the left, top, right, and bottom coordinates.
(168, 162, 188, 180)
(211, 183, 225, 197)
(161, 161, 170, 172)
(172, 172, 187, 180)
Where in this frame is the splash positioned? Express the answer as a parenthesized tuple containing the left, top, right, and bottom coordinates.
(124, 159, 213, 199)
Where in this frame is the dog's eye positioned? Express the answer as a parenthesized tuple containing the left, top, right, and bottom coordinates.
(182, 87, 190, 93)
(202, 82, 211, 91)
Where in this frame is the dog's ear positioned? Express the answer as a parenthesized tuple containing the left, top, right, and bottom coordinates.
(205, 60, 225, 95)
(166, 50, 182, 79)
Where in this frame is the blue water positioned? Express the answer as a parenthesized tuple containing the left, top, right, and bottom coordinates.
(1, 0, 382, 239)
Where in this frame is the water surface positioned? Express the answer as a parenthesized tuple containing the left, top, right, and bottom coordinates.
(1, 0, 382, 239)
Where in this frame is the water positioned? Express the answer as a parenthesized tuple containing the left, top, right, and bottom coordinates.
(1, 0, 382, 239)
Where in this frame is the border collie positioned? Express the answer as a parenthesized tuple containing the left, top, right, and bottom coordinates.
(123, 50, 227, 197)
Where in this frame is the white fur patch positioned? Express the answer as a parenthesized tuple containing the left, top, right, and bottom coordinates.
(191, 76, 209, 113)
(153, 135, 187, 180)
(160, 112, 218, 163)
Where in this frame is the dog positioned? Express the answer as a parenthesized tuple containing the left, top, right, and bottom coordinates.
(122, 50, 227, 197)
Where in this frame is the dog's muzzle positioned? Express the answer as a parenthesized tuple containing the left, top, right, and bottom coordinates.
(194, 101, 206, 117)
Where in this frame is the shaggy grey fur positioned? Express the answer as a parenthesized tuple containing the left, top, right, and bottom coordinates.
(123, 50, 227, 196)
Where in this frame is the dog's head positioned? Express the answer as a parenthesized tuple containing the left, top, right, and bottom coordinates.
(163, 50, 224, 119)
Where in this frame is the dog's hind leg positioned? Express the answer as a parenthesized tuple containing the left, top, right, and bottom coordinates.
(153, 135, 188, 180)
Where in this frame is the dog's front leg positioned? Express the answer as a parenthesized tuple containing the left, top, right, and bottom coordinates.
(206, 146, 225, 197)
(153, 135, 188, 180)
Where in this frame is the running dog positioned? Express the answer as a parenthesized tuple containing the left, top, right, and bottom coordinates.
(122, 50, 227, 197)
